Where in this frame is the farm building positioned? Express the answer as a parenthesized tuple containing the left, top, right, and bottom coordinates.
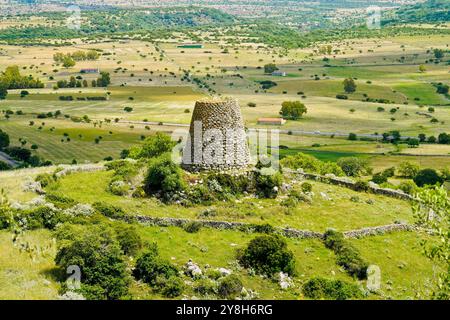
(177, 44, 203, 49)
(271, 71, 286, 77)
(257, 118, 286, 125)
(80, 68, 99, 74)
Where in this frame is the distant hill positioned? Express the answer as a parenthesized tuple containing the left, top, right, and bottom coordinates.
(383, 0, 450, 25)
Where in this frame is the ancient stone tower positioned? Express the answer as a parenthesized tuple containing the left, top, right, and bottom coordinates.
(182, 98, 250, 172)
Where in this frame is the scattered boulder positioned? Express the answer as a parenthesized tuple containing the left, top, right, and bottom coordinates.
(218, 268, 232, 276)
(185, 260, 202, 278)
(278, 272, 293, 290)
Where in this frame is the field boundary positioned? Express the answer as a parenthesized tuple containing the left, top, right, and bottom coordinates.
(131, 215, 417, 240)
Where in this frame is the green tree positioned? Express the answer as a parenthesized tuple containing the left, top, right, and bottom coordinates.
(398, 161, 420, 178)
(264, 63, 278, 74)
(280, 101, 307, 120)
(129, 132, 175, 159)
(343, 78, 357, 94)
(239, 234, 295, 276)
(0, 82, 7, 100)
(407, 138, 420, 148)
(433, 48, 444, 59)
(337, 157, 372, 177)
(413, 168, 444, 187)
(0, 129, 10, 149)
(55, 224, 131, 300)
(62, 56, 76, 68)
(412, 187, 449, 300)
(143, 153, 186, 198)
(97, 72, 111, 87)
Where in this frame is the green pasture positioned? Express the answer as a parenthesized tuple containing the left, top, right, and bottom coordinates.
(47, 170, 414, 233)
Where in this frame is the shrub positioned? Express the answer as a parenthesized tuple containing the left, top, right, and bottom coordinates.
(92, 202, 126, 219)
(114, 223, 142, 256)
(156, 275, 184, 298)
(382, 167, 395, 178)
(218, 275, 243, 299)
(133, 245, 179, 286)
(0, 161, 11, 171)
(398, 181, 418, 195)
(194, 278, 218, 296)
(129, 132, 176, 159)
(255, 171, 282, 198)
(248, 223, 276, 234)
(35, 173, 56, 188)
(31, 206, 71, 229)
(414, 169, 444, 187)
(354, 180, 370, 192)
(55, 224, 131, 300)
(186, 184, 216, 205)
(371, 173, 387, 185)
(323, 230, 368, 279)
(206, 173, 250, 195)
(183, 221, 202, 233)
(45, 193, 76, 209)
(398, 162, 420, 178)
(239, 234, 295, 276)
(302, 277, 362, 300)
(143, 154, 186, 199)
(337, 157, 372, 177)
(301, 182, 313, 193)
(109, 181, 130, 196)
(281, 153, 344, 176)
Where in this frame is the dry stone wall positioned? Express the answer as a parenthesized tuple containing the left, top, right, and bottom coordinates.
(182, 99, 250, 172)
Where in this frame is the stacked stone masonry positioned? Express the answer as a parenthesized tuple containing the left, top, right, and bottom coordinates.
(182, 99, 250, 172)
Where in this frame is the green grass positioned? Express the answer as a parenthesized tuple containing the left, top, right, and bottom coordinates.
(0, 221, 435, 300)
(350, 232, 436, 299)
(0, 229, 60, 300)
(47, 170, 415, 232)
(392, 82, 450, 106)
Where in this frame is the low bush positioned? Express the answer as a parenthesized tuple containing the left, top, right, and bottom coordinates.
(371, 173, 387, 185)
(55, 224, 131, 300)
(337, 157, 372, 177)
(26, 206, 69, 230)
(134, 245, 179, 286)
(281, 153, 344, 176)
(238, 234, 295, 276)
(398, 181, 418, 195)
(254, 171, 283, 198)
(143, 154, 186, 199)
(156, 275, 184, 298)
(302, 277, 362, 300)
(354, 180, 370, 192)
(301, 182, 313, 193)
(45, 193, 77, 209)
(206, 173, 250, 196)
(218, 275, 243, 299)
(92, 202, 126, 219)
(183, 221, 202, 233)
(35, 173, 56, 188)
(113, 223, 142, 256)
(323, 230, 368, 279)
(194, 278, 218, 296)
